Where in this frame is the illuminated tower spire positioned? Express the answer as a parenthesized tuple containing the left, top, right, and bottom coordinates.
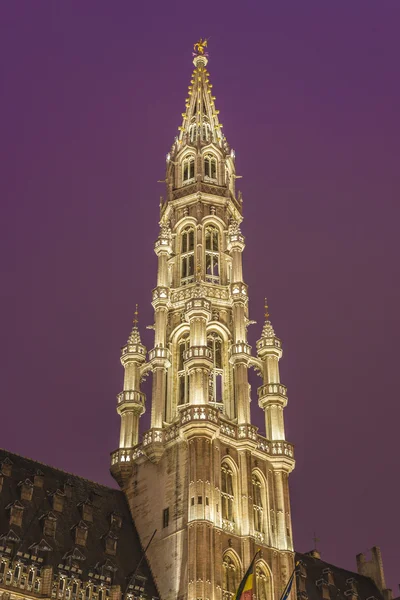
(111, 42, 295, 600)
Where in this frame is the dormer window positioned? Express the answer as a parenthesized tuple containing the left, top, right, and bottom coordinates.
(34, 470, 44, 488)
(7, 501, 24, 527)
(52, 489, 65, 512)
(1, 457, 13, 477)
(19, 479, 34, 501)
(110, 512, 122, 529)
(104, 532, 118, 556)
(79, 499, 93, 522)
(183, 157, 195, 183)
(74, 521, 89, 547)
(41, 512, 57, 537)
(204, 155, 217, 180)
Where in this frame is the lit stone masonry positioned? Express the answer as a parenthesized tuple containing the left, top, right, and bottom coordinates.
(110, 42, 295, 600)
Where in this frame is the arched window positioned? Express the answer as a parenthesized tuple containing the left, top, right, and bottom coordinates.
(189, 124, 197, 143)
(205, 226, 220, 284)
(208, 333, 223, 404)
(252, 473, 264, 534)
(222, 553, 239, 600)
(181, 227, 195, 285)
(221, 461, 235, 525)
(255, 562, 272, 600)
(177, 334, 190, 405)
(204, 154, 217, 180)
(183, 156, 195, 182)
(202, 123, 211, 142)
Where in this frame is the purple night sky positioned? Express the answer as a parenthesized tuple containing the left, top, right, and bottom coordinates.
(1, 1, 398, 588)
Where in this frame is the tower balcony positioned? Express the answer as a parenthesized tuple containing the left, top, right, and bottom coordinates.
(148, 346, 171, 368)
(226, 232, 245, 252)
(185, 297, 211, 319)
(154, 238, 172, 256)
(117, 390, 146, 412)
(120, 343, 146, 363)
(151, 286, 170, 304)
(184, 346, 213, 361)
(230, 282, 248, 300)
(257, 382, 288, 406)
(256, 336, 282, 357)
(229, 342, 252, 363)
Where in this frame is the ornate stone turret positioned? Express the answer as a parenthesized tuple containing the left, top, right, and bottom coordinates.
(256, 300, 288, 441)
(111, 41, 295, 600)
(110, 306, 147, 486)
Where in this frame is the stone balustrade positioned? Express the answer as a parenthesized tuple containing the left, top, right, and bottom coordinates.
(257, 382, 287, 399)
(117, 390, 145, 406)
(184, 346, 213, 361)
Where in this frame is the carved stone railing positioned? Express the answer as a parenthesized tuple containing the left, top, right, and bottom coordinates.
(148, 346, 170, 362)
(117, 390, 145, 406)
(171, 283, 229, 304)
(238, 424, 258, 441)
(180, 405, 219, 425)
(151, 286, 169, 301)
(184, 346, 213, 361)
(230, 282, 248, 298)
(142, 428, 164, 446)
(256, 336, 282, 351)
(221, 519, 235, 533)
(257, 383, 287, 400)
(110, 447, 144, 465)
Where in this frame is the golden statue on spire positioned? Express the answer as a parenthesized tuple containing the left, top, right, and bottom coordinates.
(264, 298, 270, 320)
(133, 304, 139, 326)
(194, 38, 208, 55)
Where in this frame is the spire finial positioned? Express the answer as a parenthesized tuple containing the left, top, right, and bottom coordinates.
(193, 38, 208, 56)
(133, 304, 139, 326)
(264, 298, 270, 320)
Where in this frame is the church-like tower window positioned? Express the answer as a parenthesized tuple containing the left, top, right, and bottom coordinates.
(205, 226, 220, 283)
(202, 123, 211, 142)
(222, 553, 239, 600)
(204, 154, 217, 180)
(189, 124, 197, 143)
(177, 334, 190, 405)
(180, 227, 195, 285)
(208, 333, 223, 404)
(255, 563, 272, 600)
(252, 473, 264, 533)
(183, 156, 195, 182)
(221, 461, 234, 524)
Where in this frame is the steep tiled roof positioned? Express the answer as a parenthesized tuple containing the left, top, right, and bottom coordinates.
(0, 449, 158, 597)
(295, 551, 384, 600)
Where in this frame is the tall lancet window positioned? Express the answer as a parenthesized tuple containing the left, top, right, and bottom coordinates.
(221, 461, 235, 524)
(202, 123, 211, 142)
(205, 226, 220, 283)
(189, 124, 197, 143)
(252, 473, 264, 533)
(183, 156, 195, 182)
(208, 333, 223, 404)
(204, 154, 217, 180)
(181, 227, 195, 285)
(177, 335, 190, 405)
(222, 554, 239, 600)
(255, 563, 272, 600)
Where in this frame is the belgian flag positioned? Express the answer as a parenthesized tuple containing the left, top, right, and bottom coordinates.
(233, 550, 260, 600)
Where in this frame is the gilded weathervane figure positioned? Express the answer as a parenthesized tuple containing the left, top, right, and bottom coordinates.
(193, 38, 208, 55)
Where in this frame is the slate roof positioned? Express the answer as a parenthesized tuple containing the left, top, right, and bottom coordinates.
(0, 449, 158, 598)
(295, 551, 384, 600)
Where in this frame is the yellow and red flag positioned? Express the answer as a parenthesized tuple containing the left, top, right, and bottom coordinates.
(234, 551, 260, 600)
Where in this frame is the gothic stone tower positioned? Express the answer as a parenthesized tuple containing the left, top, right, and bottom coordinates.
(110, 41, 295, 600)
